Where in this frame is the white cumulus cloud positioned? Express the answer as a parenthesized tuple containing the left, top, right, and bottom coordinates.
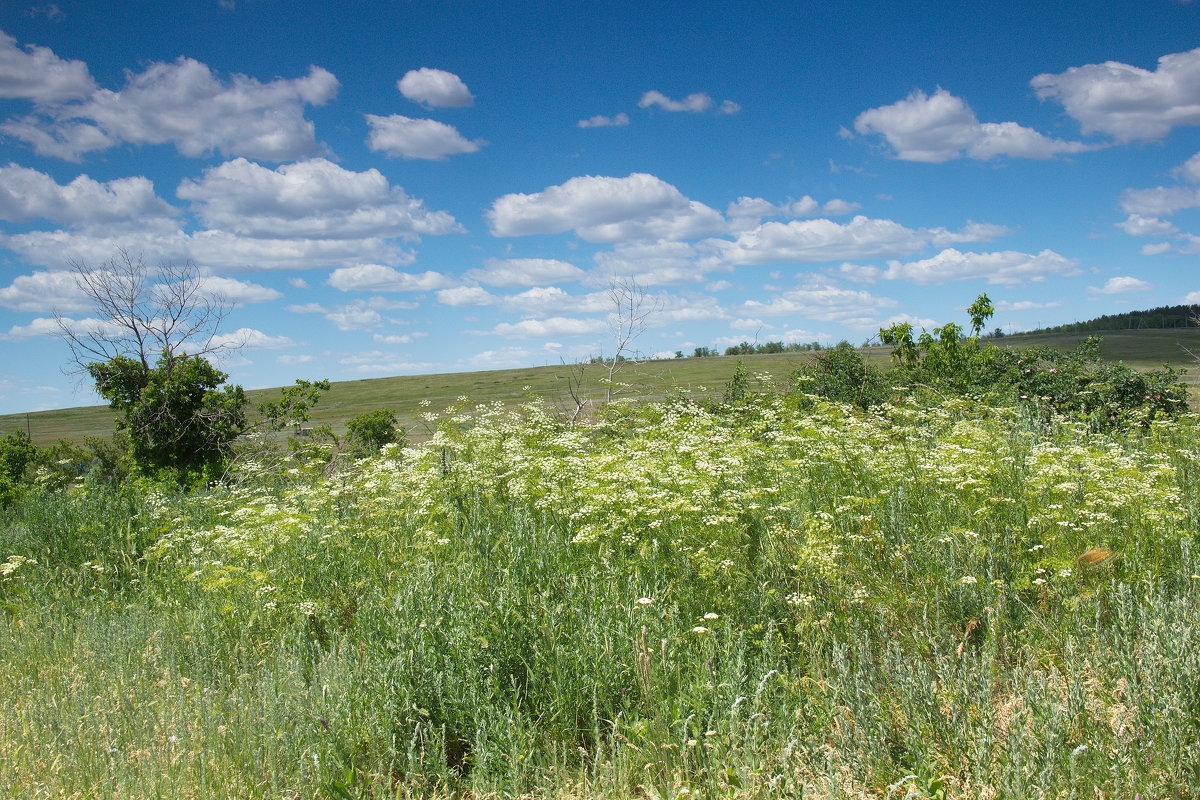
(0, 30, 95, 103)
(726, 195, 861, 224)
(0, 226, 416, 273)
(741, 280, 898, 328)
(327, 264, 455, 292)
(365, 114, 483, 160)
(177, 158, 459, 240)
(1115, 214, 1178, 237)
(706, 216, 1001, 266)
(854, 88, 1095, 162)
(639, 90, 739, 114)
(397, 67, 474, 108)
(578, 112, 630, 128)
(882, 248, 1081, 286)
(995, 299, 1062, 311)
(1121, 185, 1200, 216)
(591, 240, 706, 286)
(2, 56, 338, 161)
(1088, 276, 1152, 294)
(1032, 47, 1200, 141)
(1175, 152, 1200, 183)
(487, 173, 725, 242)
(436, 286, 496, 307)
(466, 258, 585, 287)
(208, 327, 294, 350)
(3, 314, 123, 341)
(491, 316, 607, 338)
(180, 275, 283, 306)
(0, 164, 175, 225)
(0, 270, 89, 312)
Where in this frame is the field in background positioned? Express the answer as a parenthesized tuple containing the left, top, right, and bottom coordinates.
(4, 327, 1199, 444)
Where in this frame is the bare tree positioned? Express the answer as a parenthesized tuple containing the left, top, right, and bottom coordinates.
(602, 277, 661, 402)
(558, 359, 591, 426)
(55, 248, 235, 376)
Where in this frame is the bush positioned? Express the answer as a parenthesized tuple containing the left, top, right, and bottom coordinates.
(792, 341, 888, 409)
(0, 430, 37, 508)
(878, 296, 1189, 429)
(346, 408, 402, 453)
(1011, 336, 1187, 428)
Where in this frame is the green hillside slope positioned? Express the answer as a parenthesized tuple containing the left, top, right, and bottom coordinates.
(5, 328, 1198, 445)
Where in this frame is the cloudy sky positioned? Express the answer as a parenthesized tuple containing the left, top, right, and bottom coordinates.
(1, 0, 1198, 413)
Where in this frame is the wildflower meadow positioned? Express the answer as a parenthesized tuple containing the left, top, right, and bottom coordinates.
(2, 375, 1200, 798)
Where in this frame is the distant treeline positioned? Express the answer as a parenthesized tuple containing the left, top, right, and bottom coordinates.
(996, 305, 1200, 336)
(589, 340, 828, 365)
(708, 340, 826, 357)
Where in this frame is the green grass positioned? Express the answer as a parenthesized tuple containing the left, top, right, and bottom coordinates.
(1, 352, 829, 445)
(5, 327, 1199, 445)
(3, 391, 1200, 797)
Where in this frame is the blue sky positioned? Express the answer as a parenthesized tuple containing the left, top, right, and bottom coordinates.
(1, 0, 1199, 414)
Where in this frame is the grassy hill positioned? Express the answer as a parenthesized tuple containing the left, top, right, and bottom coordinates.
(0, 352, 826, 445)
(4, 327, 1199, 445)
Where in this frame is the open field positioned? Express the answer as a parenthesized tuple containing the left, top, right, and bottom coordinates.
(4, 327, 1199, 445)
(1, 352, 827, 444)
(3, 386, 1200, 798)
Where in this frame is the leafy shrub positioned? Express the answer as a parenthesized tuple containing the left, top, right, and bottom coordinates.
(792, 341, 888, 409)
(345, 408, 402, 453)
(0, 430, 36, 508)
(1011, 336, 1187, 429)
(879, 295, 1189, 429)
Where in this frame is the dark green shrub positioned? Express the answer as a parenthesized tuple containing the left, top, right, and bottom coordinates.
(792, 342, 888, 409)
(346, 409, 402, 453)
(0, 430, 37, 508)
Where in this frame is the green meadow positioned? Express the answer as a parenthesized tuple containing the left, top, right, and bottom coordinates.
(5, 326, 1200, 444)
(2, 330, 1200, 798)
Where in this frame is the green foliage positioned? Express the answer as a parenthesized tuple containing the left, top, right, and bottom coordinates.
(722, 360, 750, 404)
(1024, 302, 1200, 334)
(1012, 336, 1188, 428)
(0, 430, 36, 508)
(85, 349, 329, 483)
(723, 339, 819, 356)
(879, 296, 999, 395)
(345, 408, 401, 453)
(89, 352, 247, 481)
(256, 378, 331, 431)
(878, 295, 1189, 429)
(967, 292, 995, 336)
(792, 341, 888, 409)
(5, 391, 1200, 797)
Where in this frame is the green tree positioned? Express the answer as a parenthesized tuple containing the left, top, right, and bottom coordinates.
(346, 408, 402, 453)
(0, 430, 37, 508)
(878, 293, 1000, 393)
(723, 360, 750, 404)
(89, 352, 247, 478)
(59, 250, 328, 482)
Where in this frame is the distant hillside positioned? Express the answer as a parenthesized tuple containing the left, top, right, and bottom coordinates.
(1002, 304, 1200, 336)
(5, 326, 1200, 445)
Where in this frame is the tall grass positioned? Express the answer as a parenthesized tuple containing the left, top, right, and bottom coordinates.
(2, 389, 1199, 798)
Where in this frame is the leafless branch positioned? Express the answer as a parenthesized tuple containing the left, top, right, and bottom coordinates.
(55, 248, 235, 375)
(603, 277, 662, 402)
(556, 359, 592, 426)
